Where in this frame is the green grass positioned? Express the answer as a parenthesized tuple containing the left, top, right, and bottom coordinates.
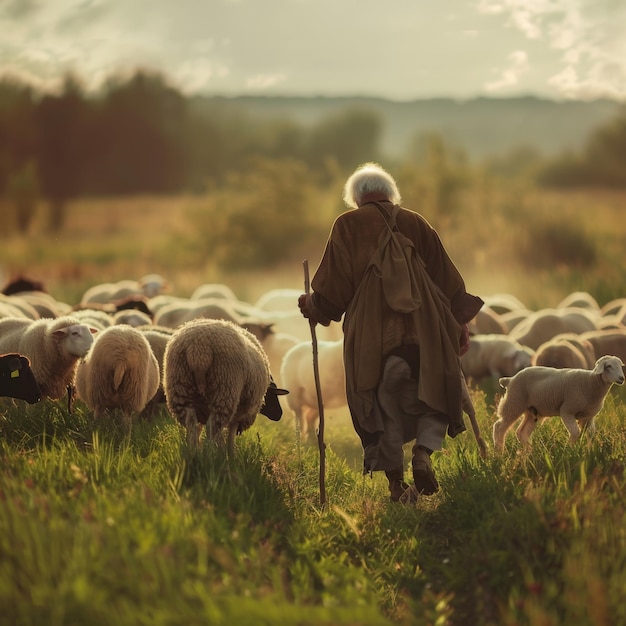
(2, 387, 626, 626)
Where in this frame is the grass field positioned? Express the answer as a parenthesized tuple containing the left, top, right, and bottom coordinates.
(1, 187, 626, 625)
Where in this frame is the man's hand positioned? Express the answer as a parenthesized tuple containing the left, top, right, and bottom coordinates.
(298, 293, 313, 319)
(298, 293, 331, 326)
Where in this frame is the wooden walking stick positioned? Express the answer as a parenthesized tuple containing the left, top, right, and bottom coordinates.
(303, 259, 327, 508)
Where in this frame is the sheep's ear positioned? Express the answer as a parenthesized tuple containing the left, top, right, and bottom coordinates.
(52, 328, 69, 338)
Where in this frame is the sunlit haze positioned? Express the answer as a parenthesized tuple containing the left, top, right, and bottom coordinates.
(0, 0, 624, 101)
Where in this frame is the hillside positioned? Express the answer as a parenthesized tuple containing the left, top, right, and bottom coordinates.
(197, 94, 622, 160)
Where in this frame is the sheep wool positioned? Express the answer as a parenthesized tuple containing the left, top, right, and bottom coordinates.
(75, 325, 160, 426)
(0, 316, 95, 400)
(280, 338, 347, 441)
(493, 354, 625, 451)
(163, 318, 281, 449)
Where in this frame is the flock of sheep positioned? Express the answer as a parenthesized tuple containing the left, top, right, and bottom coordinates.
(1, 274, 625, 455)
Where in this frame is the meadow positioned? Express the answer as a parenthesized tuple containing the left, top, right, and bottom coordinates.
(1, 186, 626, 625)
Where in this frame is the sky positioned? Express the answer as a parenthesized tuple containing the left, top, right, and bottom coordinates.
(0, 0, 625, 102)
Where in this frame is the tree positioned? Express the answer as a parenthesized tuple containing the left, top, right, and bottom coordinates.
(87, 71, 188, 194)
(36, 75, 87, 231)
(306, 107, 382, 175)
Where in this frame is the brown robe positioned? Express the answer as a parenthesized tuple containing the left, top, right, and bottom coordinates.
(311, 201, 483, 452)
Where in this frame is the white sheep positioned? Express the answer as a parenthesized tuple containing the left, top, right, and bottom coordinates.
(0, 294, 40, 319)
(509, 307, 598, 350)
(112, 309, 152, 327)
(481, 293, 527, 315)
(163, 318, 286, 450)
(280, 339, 347, 441)
(80, 274, 169, 305)
(153, 297, 274, 345)
(72, 308, 114, 331)
(190, 283, 238, 301)
(75, 325, 160, 428)
(493, 355, 625, 451)
(531, 335, 596, 370)
(254, 288, 301, 312)
(137, 326, 174, 418)
(461, 334, 534, 385)
(468, 306, 508, 336)
(0, 316, 96, 400)
(580, 329, 626, 363)
(556, 291, 601, 313)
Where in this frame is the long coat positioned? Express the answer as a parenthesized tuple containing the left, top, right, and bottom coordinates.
(310, 201, 482, 468)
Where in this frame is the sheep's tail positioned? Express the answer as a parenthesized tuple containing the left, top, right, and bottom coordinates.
(113, 362, 126, 390)
(499, 377, 511, 389)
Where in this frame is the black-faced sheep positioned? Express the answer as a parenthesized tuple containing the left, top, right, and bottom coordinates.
(163, 318, 287, 451)
(0, 353, 41, 404)
(75, 325, 160, 428)
(0, 316, 96, 400)
(493, 355, 625, 451)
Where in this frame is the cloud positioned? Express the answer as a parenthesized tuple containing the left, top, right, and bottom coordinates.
(246, 73, 288, 90)
(485, 50, 530, 92)
(479, 0, 626, 99)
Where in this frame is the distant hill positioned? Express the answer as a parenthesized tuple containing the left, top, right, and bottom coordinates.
(198, 94, 622, 160)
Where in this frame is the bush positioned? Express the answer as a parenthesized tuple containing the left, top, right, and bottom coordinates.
(517, 216, 597, 270)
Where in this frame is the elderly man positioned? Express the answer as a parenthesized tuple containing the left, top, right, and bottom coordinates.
(299, 162, 482, 503)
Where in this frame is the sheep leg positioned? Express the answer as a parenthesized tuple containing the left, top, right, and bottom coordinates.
(493, 409, 517, 452)
(516, 409, 539, 447)
(183, 407, 200, 450)
(302, 405, 318, 442)
(227, 424, 237, 457)
(560, 413, 582, 445)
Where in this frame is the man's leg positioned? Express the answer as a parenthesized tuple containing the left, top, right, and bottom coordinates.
(411, 409, 448, 494)
(377, 356, 415, 501)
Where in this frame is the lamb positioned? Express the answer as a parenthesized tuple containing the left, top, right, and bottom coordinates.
(163, 318, 287, 450)
(280, 339, 347, 441)
(0, 353, 41, 404)
(0, 316, 96, 400)
(461, 334, 534, 385)
(493, 355, 625, 451)
(75, 325, 160, 428)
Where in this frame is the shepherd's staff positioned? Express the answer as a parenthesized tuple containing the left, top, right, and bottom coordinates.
(303, 259, 327, 508)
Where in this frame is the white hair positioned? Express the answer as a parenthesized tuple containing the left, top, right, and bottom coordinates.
(342, 162, 402, 209)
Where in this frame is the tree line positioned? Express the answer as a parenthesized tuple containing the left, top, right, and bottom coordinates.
(1, 69, 625, 235)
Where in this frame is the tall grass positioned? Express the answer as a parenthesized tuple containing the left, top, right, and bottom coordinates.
(2, 386, 626, 625)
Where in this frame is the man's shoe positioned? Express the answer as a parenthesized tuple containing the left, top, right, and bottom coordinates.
(389, 479, 419, 504)
(412, 448, 439, 495)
